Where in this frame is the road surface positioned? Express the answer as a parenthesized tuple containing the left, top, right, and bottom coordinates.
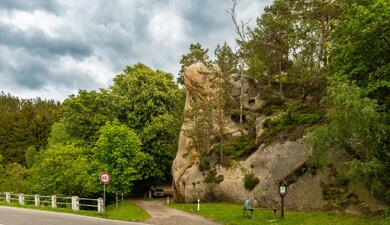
(0, 206, 148, 225)
(132, 200, 220, 225)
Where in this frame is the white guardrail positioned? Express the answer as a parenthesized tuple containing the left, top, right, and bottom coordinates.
(0, 192, 104, 213)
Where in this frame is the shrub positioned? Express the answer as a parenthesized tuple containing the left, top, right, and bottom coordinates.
(243, 173, 260, 191)
(199, 156, 211, 171)
(223, 135, 258, 159)
(296, 113, 322, 124)
(205, 170, 224, 184)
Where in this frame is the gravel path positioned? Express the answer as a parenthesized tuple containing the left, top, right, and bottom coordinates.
(132, 200, 220, 225)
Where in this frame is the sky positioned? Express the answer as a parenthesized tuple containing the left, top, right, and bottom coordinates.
(0, 0, 272, 101)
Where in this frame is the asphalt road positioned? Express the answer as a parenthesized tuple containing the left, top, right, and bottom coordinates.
(0, 206, 148, 225)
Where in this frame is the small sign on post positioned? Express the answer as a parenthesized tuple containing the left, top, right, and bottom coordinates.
(279, 182, 287, 219)
(99, 172, 110, 214)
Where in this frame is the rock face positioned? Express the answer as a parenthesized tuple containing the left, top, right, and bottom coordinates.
(171, 63, 386, 212)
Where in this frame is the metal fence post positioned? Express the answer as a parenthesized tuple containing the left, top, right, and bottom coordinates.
(5, 192, 10, 203)
(51, 195, 56, 208)
(19, 193, 25, 205)
(97, 197, 104, 213)
(72, 196, 79, 211)
(34, 194, 40, 207)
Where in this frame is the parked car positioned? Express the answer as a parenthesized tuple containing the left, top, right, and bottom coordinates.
(152, 188, 165, 197)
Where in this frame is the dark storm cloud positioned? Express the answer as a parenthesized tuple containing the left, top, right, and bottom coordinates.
(179, 0, 232, 34)
(0, 46, 100, 90)
(0, 24, 92, 59)
(0, 0, 61, 13)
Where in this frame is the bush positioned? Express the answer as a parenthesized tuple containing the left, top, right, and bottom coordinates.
(243, 173, 259, 191)
(223, 135, 258, 159)
(199, 156, 211, 171)
(205, 170, 224, 184)
(296, 113, 322, 124)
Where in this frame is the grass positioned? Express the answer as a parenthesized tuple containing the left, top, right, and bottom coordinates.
(0, 200, 150, 222)
(170, 202, 389, 225)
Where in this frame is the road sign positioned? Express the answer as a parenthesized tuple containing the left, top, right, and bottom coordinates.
(99, 172, 110, 184)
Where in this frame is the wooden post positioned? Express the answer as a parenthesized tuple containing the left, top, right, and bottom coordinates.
(5, 192, 10, 203)
(19, 193, 24, 206)
(51, 195, 57, 208)
(281, 195, 285, 219)
(72, 196, 79, 211)
(197, 199, 200, 212)
(34, 194, 40, 207)
(98, 198, 104, 213)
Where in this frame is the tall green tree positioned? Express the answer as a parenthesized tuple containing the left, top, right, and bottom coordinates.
(94, 121, 152, 207)
(140, 114, 182, 184)
(331, 0, 390, 106)
(178, 43, 209, 85)
(0, 93, 61, 164)
(62, 90, 116, 143)
(111, 64, 183, 131)
(307, 0, 390, 202)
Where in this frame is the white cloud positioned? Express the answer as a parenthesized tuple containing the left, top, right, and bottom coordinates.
(0, 0, 272, 101)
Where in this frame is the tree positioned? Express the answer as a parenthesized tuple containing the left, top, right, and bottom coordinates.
(214, 42, 238, 76)
(306, 81, 389, 200)
(62, 90, 116, 143)
(331, 0, 390, 106)
(111, 63, 183, 132)
(178, 43, 209, 85)
(0, 93, 61, 165)
(94, 121, 152, 207)
(227, 0, 249, 127)
(29, 144, 93, 196)
(0, 163, 29, 193)
(140, 114, 182, 185)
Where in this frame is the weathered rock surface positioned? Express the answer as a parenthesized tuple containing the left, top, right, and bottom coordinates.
(171, 63, 386, 213)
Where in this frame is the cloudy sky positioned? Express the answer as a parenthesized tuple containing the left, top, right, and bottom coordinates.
(0, 0, 272, 101)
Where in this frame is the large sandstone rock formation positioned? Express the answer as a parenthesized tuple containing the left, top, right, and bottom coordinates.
(171, 63, 386, 212)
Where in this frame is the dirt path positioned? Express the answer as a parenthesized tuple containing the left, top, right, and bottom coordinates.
(132, 200, 220, 225)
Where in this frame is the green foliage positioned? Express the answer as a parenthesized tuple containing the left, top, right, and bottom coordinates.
(48, 121, 74, 146)
(0, 163, 29, 193)
(243, 173, 259, 191)
(223, 135, 257, 160)
(214, 42, 238, 76)
(140, 114, 182, 184)
(331, 0, 390, 105)
(178, 43, 209, 84)
(204, 169, 224, 184)
(94, 121, 151, 195)
(306, 82, 389, 199)
(29, 144, 93, 196)
(61, 63, 183, 186)
(62, 90, 116, 143)
(199, 156, 211, 172)
(0, 93, 62, 164)
(25, 146, 38, 168)
(111, 63, 183, 131)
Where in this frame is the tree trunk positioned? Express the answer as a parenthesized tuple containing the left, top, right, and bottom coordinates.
(239, 64, 243, 128)
(116, 193, 118, 208)
(220, 109, 224, 164)
(278, 57, 283, 96)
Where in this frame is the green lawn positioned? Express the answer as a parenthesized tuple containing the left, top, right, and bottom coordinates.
(0, 201, 150, 222)
(170, 202, 389, 225)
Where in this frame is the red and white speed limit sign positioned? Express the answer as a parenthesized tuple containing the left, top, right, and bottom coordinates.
(99, 172, 111, 184)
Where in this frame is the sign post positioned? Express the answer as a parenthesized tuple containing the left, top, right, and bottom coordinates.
(99, 172, 111, 214)
(279, 182, 287, 219)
